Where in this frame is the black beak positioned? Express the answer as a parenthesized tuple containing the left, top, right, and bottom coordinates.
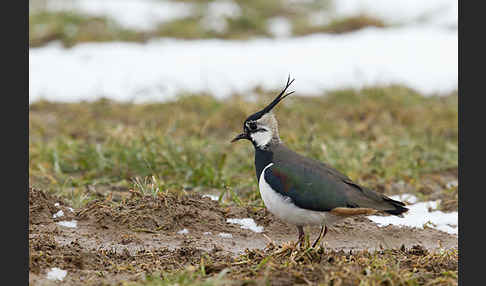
(231, 132, 250, 143)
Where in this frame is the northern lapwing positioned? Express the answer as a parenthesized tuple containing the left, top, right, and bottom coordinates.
(231, 76, 409, 247)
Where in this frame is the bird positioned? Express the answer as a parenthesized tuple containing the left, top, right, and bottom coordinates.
(231, 76, 409, 247)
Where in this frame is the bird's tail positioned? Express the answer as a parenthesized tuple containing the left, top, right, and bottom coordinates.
(383, 197, 409, 216)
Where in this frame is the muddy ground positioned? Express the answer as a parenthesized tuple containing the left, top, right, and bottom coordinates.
(29, 187, 458, 285)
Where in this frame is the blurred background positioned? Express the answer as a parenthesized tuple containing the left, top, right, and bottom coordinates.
(29, 0, 458, 218)
(29, 0, 457, 102)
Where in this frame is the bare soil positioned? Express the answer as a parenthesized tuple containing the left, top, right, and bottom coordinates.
(29, 187, 458, 285)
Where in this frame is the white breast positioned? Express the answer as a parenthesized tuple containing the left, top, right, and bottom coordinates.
(258, 163, 343, 226)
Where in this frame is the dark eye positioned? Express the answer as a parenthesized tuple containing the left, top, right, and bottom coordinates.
(248, 122, 257, 131)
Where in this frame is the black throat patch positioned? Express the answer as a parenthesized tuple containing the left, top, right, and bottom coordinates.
(254, 147, 274, 181)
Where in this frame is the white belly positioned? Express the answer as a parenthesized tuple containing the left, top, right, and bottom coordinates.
(258, 163, 343, 226)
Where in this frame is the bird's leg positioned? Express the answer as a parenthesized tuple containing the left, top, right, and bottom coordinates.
(297, 225, 305, 247)
(311, 226, 324, 248)
(312, 225, 328, 248)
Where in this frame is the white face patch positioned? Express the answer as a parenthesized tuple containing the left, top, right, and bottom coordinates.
(250, 128, 273, 148)
(245, 113, 280, 148)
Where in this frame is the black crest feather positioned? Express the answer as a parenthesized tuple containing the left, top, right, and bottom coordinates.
(262, 75, 295, 114)
(245, 75, 295, 122)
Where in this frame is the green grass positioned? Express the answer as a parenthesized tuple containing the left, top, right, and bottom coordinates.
(29, 11, 148, 48)
(29, 85, 458, 209)
(29, 0, 391, 47)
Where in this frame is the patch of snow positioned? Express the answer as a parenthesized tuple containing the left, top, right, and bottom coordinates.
(57, 220, 78, 228)
(267, 17, 292, 38)
(203, 231, 212, 235)
(177, 228, 189, 235)
(29, 26, 457, 104)
(218, 232, 233, 238)
(202, 194, 219, 201)
(52, 210, 64, 219)
(68, 207, 75, 213)
(46, 267, 67, 281)
(54, 202, 60, 207)
(203, 0, 241, 33)
(32, 0, 194, 30)
(368, 194, 458, 235)
(227, 218, 264, 233)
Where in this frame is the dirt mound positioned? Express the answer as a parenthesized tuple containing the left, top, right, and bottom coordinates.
(29, 187, 58, 224)
(76, 193, 246, 234)
(29, 187, 76, 225)
(29, 187, 63, 224)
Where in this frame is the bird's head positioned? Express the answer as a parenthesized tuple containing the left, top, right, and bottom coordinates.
(231, 76, 295, 149)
